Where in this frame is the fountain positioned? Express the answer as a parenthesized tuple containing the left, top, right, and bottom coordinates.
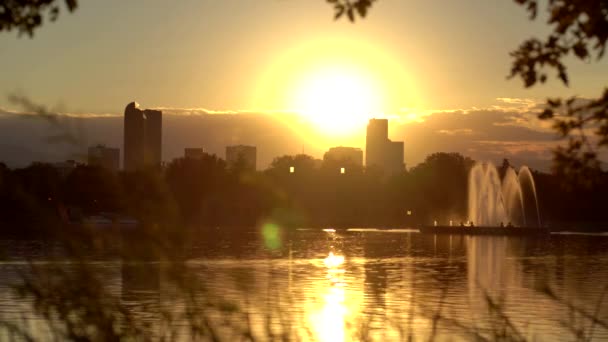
(468, 162, 541, 227)
(419, 161, 544, 234)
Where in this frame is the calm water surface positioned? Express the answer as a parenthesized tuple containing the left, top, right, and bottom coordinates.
(1, 229, 607, 341)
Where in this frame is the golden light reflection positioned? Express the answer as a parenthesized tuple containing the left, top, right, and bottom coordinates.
(309, 252, 349, 342)
(324, 251, 345, 269)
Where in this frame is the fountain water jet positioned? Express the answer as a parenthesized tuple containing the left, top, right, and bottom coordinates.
(468, 162, 541, 227)
(502, 168, 524, 225)
(518, 166, 541, 227)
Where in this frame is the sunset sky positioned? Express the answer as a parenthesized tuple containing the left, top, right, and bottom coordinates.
(1, 0, 607, 169)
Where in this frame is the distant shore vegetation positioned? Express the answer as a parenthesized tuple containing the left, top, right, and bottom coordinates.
(1, 152, 607, 234)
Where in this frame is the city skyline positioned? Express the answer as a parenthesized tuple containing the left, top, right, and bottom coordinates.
(1, 1, 607, 172)
(84, 110, 401, 173)
(0, 98, 557, 171)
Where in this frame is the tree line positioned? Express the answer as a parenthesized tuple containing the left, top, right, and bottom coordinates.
(1, 152, 607, 234)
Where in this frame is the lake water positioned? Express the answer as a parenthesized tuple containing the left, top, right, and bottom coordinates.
(1, 228, 607, 341)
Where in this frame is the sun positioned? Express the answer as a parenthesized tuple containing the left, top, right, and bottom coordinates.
(292, 66, 382, 135)
(252, 36, 423, 143)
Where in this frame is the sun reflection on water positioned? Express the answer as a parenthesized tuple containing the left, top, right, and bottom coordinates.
(324, 252, 344, 269)
(308, 251, 351, 342)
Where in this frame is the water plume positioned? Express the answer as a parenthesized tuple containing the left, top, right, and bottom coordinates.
(468, 162, 540, 227)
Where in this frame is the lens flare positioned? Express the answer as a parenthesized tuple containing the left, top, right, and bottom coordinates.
(261, 222, 281, 249)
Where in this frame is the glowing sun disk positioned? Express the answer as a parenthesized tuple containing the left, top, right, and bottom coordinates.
(293, 69, 382, 135)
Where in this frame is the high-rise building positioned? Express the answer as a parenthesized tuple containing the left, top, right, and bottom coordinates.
(323, 146, 363, 167)
(123, 102, 162, 171)
(365, 119, 388, 169)
(184, 148, 205, 159)
(388, 141, 404, 172)
(226, 145, 257, 170)
(365, 118, 404, 174)
(88, 145, 120, 172)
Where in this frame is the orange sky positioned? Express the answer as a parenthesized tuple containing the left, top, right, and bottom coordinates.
(0, 0, 606, 168)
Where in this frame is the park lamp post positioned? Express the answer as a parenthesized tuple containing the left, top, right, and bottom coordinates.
(289, 166, 295, 174)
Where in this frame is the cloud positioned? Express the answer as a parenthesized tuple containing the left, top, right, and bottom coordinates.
(0, 97, 594, 171)
(388, 99, 562, 170)
(437, 128, 474, 136)
(0, 105, 284, 118)
(154, 107, 270, 116)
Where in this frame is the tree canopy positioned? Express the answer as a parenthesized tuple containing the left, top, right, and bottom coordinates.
(0, 0, 77, 36)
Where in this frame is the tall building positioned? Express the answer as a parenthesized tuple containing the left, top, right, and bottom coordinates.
(365, 119, 404, 174)
(226, 145, 257, 170)
(323, 146, 363, 167)
(88, 145, 120, 172)
(184, 148, 205, 159)
(123, 102, 162, 171)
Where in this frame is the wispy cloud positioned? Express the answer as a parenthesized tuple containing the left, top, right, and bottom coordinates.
(0, 107, 120, 119)
(0, 97, 581, 171)
(437, 128, 474, 136)
(474, 140, 556, 156)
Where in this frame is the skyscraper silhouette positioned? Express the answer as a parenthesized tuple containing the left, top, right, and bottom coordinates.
(365, 119, 404, 174)
(123, 102, 162, 171)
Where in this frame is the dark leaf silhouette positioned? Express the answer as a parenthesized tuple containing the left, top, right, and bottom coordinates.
(0, 0, 79, 37)
(327, 0, 376, 22)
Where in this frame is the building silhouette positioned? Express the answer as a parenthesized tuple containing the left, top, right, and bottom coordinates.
(323, 146, 363, 167)
(88, 145, 120, 172)
(365, 119, 404, 174)
(184, 148, 205, 159)
(123, 102, 162, 171)
(226, 145, 256, 170)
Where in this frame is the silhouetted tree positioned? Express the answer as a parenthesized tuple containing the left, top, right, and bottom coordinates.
(265, 154, 318, 226)
(165, 154, 228, 225)
(14, 162, 62, 203)
(0, 163, 65, 230)
(327, 0, 376, 21)
(267, 154, 317, 177)
(509, 0, 608, 184)
(0, 0, 78, 36)
(498, 158, 512, 179)
(63, 165, 122, 214)
(120, 168, 176, 226)
(407, 153, 474, 223)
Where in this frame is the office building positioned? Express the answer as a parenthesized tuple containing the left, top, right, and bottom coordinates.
(88, 145, 120, 172)
(184, 148, 205, 159)
(123, 102, 162, 171)
(226, 145, 257, 170)
(323, 146, 363, 167)
(365, 118, 404, 174)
